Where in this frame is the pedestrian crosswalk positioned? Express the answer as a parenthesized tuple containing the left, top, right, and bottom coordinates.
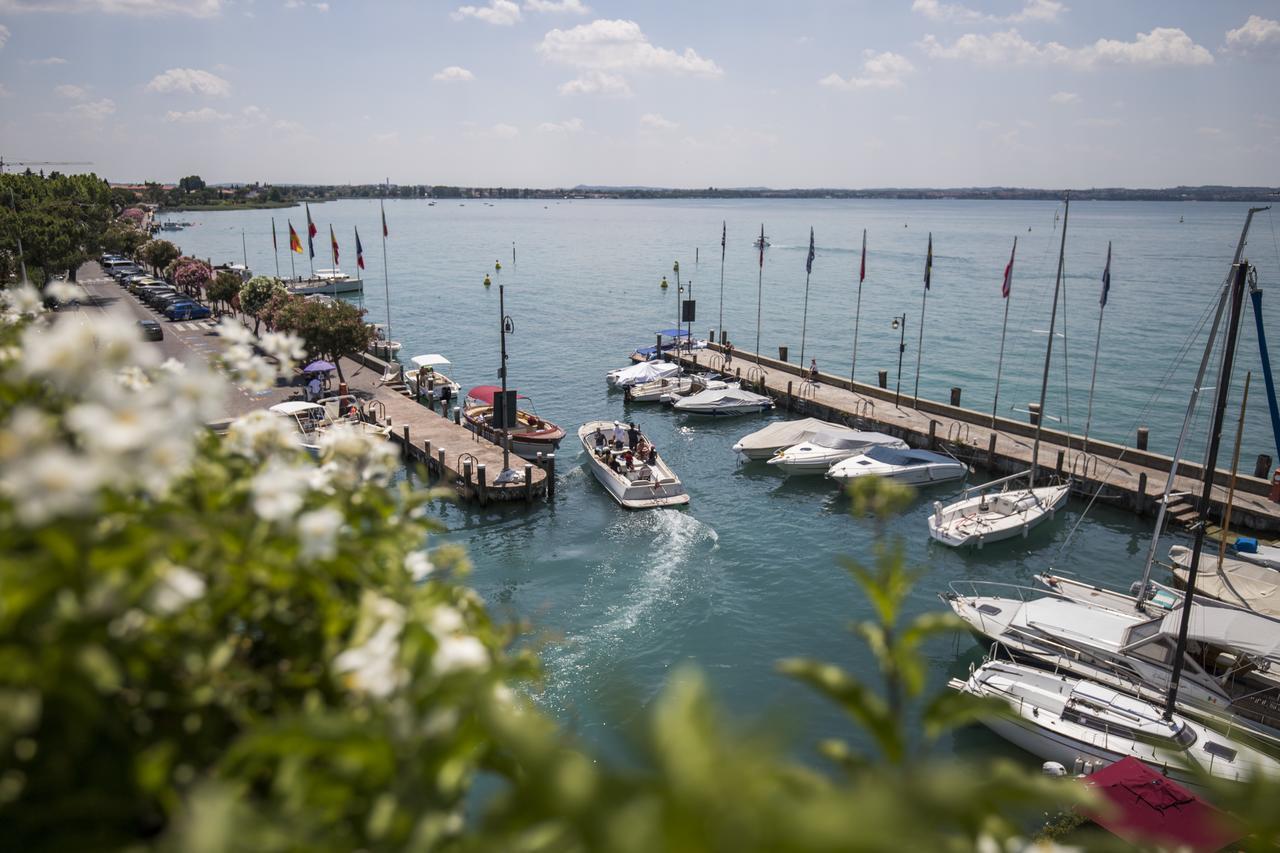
(171, 320, 217, 333)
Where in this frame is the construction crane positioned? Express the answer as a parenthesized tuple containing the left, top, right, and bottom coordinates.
(0, 158, 94, 174)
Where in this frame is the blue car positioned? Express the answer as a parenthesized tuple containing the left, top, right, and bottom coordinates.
(166, 302, 211, 321)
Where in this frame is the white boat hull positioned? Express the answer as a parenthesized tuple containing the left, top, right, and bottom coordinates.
(928, 483, 1070, 547)
(767, 448, 853, 475)
(578, 422, 689, 509)
(828, 457, 967, 485)
(286, 278, 364, 296)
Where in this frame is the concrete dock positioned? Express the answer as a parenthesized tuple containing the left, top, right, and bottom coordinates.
(676, 344, 1280, 535)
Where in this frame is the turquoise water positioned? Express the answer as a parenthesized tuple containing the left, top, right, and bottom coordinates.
(170, 198, 1280, 759)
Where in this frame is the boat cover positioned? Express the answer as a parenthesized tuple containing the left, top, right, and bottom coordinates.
(673, 387, 771, 411)
(732, 418, 836, 454)
(1082, 757, 1244, 853)
(1157, 599, 1280, 663)
(410, 353, 452, 367)
(465, 385, 530, 405)
(864, 446, 956, 465)
(610, 361, 681, 385)
(803, 429, 904, 452)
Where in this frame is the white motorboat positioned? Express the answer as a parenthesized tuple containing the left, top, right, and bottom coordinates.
(950, 659, 1280, 789)
(628, 328, 708, 363)
(286, 276, 364, 296)
(578, 421, 689, 509)
(462, 385, 565, 461)
(827, 445, 968, 485)
(625, 373, 725, 403)
(367, 323, 401, 358)
(731, 417, 845, 461)
(659, 377, 732, 405)
(405, 353, 462, 403)
(928, 476, 1070, 547)
(765, 430, 906, 476)
(1170, 545, 1280, 619)
(607, 360, 681, 388)
(672, 386, 773, 416)
(269, 399, 391, 456)
(315, 268, 353, 282)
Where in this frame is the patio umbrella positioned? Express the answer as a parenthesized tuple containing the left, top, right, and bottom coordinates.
(303, 360, 336, 373)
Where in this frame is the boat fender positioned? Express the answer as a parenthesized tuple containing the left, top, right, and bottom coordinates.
(1042, 761, 1067, 777)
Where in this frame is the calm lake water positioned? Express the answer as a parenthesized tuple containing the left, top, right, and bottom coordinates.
(170, 197, 1280, 761)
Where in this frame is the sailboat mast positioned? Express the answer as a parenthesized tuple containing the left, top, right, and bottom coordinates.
(1082, 242, 1110, 451)
(1162, 257, 1249, 721)
(991, 236, 1016, 426)
(851, 228, 866, 384)
(381, 183, 392, 343)
(718, 221, 726, 344)
(499, 282, 510, 471)
(1030, 198, 1069, 485)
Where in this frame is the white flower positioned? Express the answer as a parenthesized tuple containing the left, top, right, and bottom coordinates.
(2, 283, 44, 318)
(216, 317, 255, 346)
(115, 365, 152, 392)
(297, 506, 343, 561)
(21, 315, 156, 390)
(427, 604, 464, 637)
(44, 280, 87, 304)
(249, 461, 312, 522)
(1, 447, 107, 524)
(236, 355, 279, 392)
(0, 406, 50, 462)
(334, 594, 407, 698)
(405, 551, 434, 581)
(138, 437, 196, 496)
(225, 409, 300, 460)
(257, 330, 306, 372)
(66, 400, 163, 455)
(156, 363, 226, 424)
(318, 423, 398, 487)
(150, 566, 207, 615)
(433, 634, 489, 676)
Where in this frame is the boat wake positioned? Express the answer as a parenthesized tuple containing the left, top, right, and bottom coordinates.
(539, 510, 719, 713)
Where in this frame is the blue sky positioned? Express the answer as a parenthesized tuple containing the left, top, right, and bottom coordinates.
(0, 0, 1277, 187)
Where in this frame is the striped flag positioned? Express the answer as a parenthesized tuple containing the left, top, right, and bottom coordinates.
(355, 227, 365, 270)
(1002, 237, 1017, 299)
(288, 221, 303, 254)
(805, 227, 815, 274)
(305, 204, 316, 259)
(381, 200, 389, 238)
(859, 228, 866, 284)
(1100, 241, 1112, 307)
(924, 233, 933, 290)
(329, 225, 339, 266)
(758, 224, 765, 269)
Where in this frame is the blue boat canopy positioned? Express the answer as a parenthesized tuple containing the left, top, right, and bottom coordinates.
(656, 329, 692, 337)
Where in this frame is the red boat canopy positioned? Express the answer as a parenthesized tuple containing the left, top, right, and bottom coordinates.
(1081, 758, 1244, 852)
(465, 385, 529, 405)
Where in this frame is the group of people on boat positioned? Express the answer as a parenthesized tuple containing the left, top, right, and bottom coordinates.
(592, 420, 658, 480)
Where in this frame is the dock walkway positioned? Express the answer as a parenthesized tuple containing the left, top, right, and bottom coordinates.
(676, 345, 1280, 535)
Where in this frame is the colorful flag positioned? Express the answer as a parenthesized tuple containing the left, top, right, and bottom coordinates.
(329, 225, 339, 266)
(272, 217, 278, 251)
(381, 200, 389, 238)
(859, 229, 866, 284)
(1100, 241, 1112, 307)
(1002, 237, 1016, 299)
(288, 221, 303, 254)
(805, 227, 815, 274)
(305, 203, 317, 259)
(758, 224, 765, 269)
(355, 227, 365, 270)
(924, 233, 933, 290)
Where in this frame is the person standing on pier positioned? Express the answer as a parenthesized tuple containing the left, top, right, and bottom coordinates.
(725, 341, 734, 366)
(809, 358, 820, 386)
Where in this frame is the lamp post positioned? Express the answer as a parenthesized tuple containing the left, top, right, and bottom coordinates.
(891, 313, 907, 408)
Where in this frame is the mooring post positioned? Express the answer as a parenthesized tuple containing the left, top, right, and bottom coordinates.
(1255, 454, 1273, 479)
(779, 345, 788, 363)
(786, 380, 793, 408)
(1137, 472, 1148, 514)
(1136, 427, 1149, 451)
(424, 440, 432, 472)
(477, 463, 488, 506)
(463, 459, 472, 495)
(987, 432, 998, 466)
(453, 406, 461, 425)
(928, 419, 937, 450)
(1028, 403, 1041, 426)
(524, 464, 533, 504)
(437, 448, 446, 477)
(735, 367, 741, 380)
(401, 426, 410, 460)
(546, 453, 556, 499)
(950, 387, 962, 407)
(878, 370, 888, 389)
(1055, 449, 1065, 477)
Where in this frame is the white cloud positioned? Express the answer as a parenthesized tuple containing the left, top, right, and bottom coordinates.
(26, 55, 67, 64)
(1049, 90, 1078, 104)
(0, 23, 9, 49)
(911, 0, 1065, 24)
(164, 106, 229, 123)
(313, 1, 327, 10)
(538, 19, 723, 77)
(920, 27, 1213, 69)
(640, 112, 677, 129)
(481, 122, 519, 138)
(146, 67, 231, 97)
(241, 104, 267, 121)
(273, 118, 304, 133)
(452, 0, 520, 25)
(54, 83, 87, 98)
(558, 70, 631, 97)
(536, 117, 583, 132)
(1197, 126, 1223, 136)
(0, 0, 221, 15)
(820, 51, 913, 90)
(372, 131, 399, 144)
(1075, 116, 1121, 128)
(524, 0, 588, 13)
(1226, 15, 1280, 53)
(69, 97, 115, 120)
(432, 65, 475, 82)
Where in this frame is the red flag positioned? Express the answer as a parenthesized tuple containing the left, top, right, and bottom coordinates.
(355, 226, 365, 270)
(306, 203, 317, 238)
(859, 228, 866, 284)
(288, 221, 303, 254)
(1002, 237, 1017, 299)
(329, 225, 339, 266)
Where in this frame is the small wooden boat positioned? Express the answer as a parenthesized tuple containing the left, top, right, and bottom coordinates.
(462, 385, 564, 461)
(578, 421, 689, 509)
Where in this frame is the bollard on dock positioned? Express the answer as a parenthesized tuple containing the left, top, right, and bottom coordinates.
(878, 370, 888, 389)
(477, 464, 488, 506)
(1136, 427, 1149, 451)
(525, 464, 533, 504)
(778, 345, 788, 363)
(546, 453, 556, 499)
(1256, 454, 1273, 479)
(950, 387, 962, 407)
(402, 426, 410, 460)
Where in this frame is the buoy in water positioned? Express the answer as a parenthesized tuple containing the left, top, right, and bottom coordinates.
(660, 276, 669, 289)
(483, 274, 492, 287)
(495, 260, 502, 271)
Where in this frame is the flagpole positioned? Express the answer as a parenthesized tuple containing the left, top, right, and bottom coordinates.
(241, 229, 248, 269)
(272, 217, 281, 279)
(381, 185, 392, 344)
(717, 221, 725, 345)
(913, 232, 931, 405)
(755, 224, 764, 364)
(799, 227, 814, 369)
(850, 228, 866, 385)
(1083, 242, 1111, 453)
(992, 236, 1016, 426)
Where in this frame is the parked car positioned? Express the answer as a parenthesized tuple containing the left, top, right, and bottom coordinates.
(156, 295, 197, 311)
(137, 319, 164, 341)
(141, 289, 179, 307)
(166, 302, 211, 321)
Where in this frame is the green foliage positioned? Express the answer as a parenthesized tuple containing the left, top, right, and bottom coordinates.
(274, 298, 372, 380)
(238, 275, 286, 333)
(178, 175, 206, 194)
(139, 239, 180, 275)
(0, 171, 115, 281)
(101, 221, 148, 257)
(207, 270, 241, 310)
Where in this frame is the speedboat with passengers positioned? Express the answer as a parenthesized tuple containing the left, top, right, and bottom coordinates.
(578, 421, 689, 509)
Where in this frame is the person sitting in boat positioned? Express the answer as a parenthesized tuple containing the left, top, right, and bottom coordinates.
(612, 421, 625, 450)
(594, 426, 606, 450)
(645, 445, 657, 466)
(623, 450, 635, 472)
(636, 438, 650, 460)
